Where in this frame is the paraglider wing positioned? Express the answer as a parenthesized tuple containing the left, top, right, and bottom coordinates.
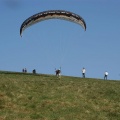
(20, 10, 86, 36)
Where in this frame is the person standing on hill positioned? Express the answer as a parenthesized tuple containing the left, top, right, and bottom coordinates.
(22, 68, 25, 73)
(33, 69, 36, 74)
(24, 68, 27, 73)
(82, 67, 86, 78)
(104, 71, 108, 80)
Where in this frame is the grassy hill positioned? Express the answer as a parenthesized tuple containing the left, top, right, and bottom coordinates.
(0, 71, 120, 120)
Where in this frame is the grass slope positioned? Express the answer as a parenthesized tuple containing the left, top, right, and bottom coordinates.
(0, 71, 120, 120)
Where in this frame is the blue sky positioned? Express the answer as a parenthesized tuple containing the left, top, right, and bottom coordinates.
(0, 0, 120, 80)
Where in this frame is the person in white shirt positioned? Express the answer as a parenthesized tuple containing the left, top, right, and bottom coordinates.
(82, 67, 86, 78)
(104, 71, 108, 80)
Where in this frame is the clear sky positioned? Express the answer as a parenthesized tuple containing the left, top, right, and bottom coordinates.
(0, 0, 120, 80)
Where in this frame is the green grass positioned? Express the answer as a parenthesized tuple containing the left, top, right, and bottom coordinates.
(0, 71, 120, 120)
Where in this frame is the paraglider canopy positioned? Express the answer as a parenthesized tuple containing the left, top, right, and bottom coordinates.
(20, 10, 86, 36)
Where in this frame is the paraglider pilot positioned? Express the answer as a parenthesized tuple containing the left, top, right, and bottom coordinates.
(82, 67, 86, 78)
(55, 68, 61, 78)
(104, 71, 108, 80)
